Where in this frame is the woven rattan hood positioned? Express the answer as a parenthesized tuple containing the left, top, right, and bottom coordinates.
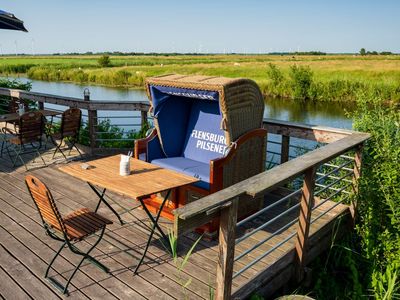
(145, 74, 265, 144)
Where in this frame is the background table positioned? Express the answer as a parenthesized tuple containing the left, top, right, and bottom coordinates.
(0, 109, 61, 123)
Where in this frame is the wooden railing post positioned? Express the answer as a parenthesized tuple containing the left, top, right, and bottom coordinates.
(38, 100, 44, 110)
(281, 135, 290, 164)
(350, 145, 363, 221)
(84, 89, 97, 152)
(141, 110, 148, 129)
(294, 166, 317, 282)
(216, 197, 239, 300)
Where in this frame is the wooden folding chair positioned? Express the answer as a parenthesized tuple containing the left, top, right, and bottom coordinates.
(25, 175, 113, 295)
(48, 108, 82, 160)
(2, 111, 46, 170)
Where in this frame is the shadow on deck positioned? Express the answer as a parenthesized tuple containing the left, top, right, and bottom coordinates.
(0, 150, 352, 300)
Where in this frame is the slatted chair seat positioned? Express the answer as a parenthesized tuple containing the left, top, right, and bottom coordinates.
(25, 175, 112, 295)
(63, 208, 112, 241)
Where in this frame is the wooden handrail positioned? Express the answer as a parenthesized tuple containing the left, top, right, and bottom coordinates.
(173, 132, 369, 225)
(263, 118, 358, 143)
(0, 88, 150, 111)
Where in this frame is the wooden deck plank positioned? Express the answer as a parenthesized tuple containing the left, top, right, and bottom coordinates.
(0, 157, 354, 299)
(0, 266, 33, 300)
(0, 211, 97, 299)
(0, 175, 166, 300)
(0, 230, 66, 300)
(1, 168, 202, 299)
(0, 186, 120, 296)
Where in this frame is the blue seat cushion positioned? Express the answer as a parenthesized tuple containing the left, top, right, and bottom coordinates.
(151, 157, 210, 190)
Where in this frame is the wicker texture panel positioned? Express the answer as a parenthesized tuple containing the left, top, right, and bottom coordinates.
(222, 135, 266, 215)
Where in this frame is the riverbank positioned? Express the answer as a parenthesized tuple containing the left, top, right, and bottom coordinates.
(1, 54, 399, 102)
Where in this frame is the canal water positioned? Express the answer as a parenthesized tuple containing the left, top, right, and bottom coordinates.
(5, 77, 354, 130)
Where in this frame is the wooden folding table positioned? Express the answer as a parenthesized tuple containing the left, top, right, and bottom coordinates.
(59, 155, 198, 273)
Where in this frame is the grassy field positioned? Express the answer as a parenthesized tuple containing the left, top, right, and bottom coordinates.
(1, 54, 399, 102)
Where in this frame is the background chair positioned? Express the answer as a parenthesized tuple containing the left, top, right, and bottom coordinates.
(47, 108, 82, 160)
(25, 175, 112, 295)
(2, 111, 46, 170)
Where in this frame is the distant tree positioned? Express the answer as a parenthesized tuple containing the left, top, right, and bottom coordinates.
(98, 55, 111, 67)
(360, 48, 366, 56)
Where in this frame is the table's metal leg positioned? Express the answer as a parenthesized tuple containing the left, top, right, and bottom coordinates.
(134, 189, 171, 274)
(139, 196, 170, 243)
(87, 183, 124, 225)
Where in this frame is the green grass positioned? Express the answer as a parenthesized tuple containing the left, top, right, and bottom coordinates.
(1, 54, 399, 102)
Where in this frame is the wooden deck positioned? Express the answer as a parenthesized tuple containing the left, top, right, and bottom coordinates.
(0, 149, 352, 299)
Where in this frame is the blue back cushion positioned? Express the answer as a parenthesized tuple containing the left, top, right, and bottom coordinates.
(155, 95, 192, 157)
(182, 101, 227, 163)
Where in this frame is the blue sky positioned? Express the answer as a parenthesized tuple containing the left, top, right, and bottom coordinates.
(1, 0, 399, 54)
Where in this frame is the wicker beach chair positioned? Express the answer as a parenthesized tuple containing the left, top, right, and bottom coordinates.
(135, 74, 267, 235)
(25, 175, 112, 295)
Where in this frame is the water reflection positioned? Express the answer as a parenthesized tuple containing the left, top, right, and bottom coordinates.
(3, 77, 353, 129)
(264, 97, 353, 129)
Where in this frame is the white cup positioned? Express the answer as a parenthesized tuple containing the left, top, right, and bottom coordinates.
(18, 104, 25, 116)
(119, 155, 131, 176)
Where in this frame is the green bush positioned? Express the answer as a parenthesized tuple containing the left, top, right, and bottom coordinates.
(266, 63, 288, 97)
(0, 64, 35, 74)
(113, 70, 132, 86)
(289, 65, 313, 100)
(302, 95, 400, 299)
(353, 94, 400, 298)
(98, 55, 111, 67)
(78, 119, 150, 148)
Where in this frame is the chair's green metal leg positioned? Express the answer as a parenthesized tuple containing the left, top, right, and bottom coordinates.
(11, 145, 27, 170)
(0, 139, 4, 158)
(47, 227, 108, 295)
(68, 140, 82, 158)
(35, 148, 47, 167)
(57, 146, 68, 160)
(52, 138, 67, 160)
(62, 227, 108, 294)
(45, 241, 68, 294)
(45, 241, 66, 278)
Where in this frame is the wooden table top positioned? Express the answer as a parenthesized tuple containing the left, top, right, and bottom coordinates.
(58, 155, 199, 199)
(0, 109, 61, 123)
